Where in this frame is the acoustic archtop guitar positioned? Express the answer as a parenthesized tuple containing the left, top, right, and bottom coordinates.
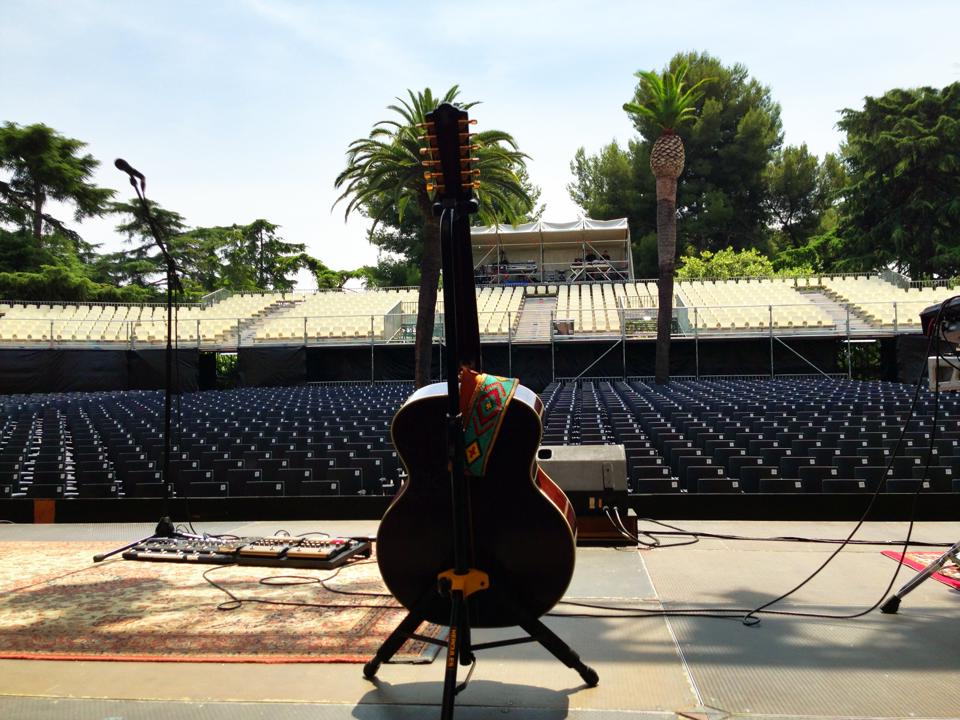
(375, 103, 577, 628)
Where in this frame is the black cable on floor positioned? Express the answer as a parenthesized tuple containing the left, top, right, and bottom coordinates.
(739, 304, 944, 626)
(201, 562, 398, 612)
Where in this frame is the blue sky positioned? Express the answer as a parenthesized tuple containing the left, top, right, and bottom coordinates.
(2, 0, 958, 278)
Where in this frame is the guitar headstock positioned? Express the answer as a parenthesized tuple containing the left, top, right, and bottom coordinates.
(421, 102, 480, 216)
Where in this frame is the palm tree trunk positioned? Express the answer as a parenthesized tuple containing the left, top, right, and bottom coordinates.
(414, 215, 441, 388)
(654, 177, 677, 385)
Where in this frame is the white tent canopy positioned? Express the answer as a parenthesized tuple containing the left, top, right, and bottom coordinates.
(471, 218, 633, 282)
(471, 218, 630, 246)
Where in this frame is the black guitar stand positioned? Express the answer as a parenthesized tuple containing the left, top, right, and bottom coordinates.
(363, 154, 597, 718)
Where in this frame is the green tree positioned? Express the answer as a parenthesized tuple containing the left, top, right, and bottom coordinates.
(360, 256, 421, 287)
(107, 198, 191, 291)
(0, 122, 113, 245)
(623, 61, 711, 384)
(773, 228, 850, 274)
(569, 139, 656, 276)
(298, 255, 357, 289)
(236, 219, 307, 291)
(334, 87, 533, 387)
(837, 82, 960, 277)
(764, 144, 846, 249)
(571, 52, 783, 268)
(676, 246, 813, 280)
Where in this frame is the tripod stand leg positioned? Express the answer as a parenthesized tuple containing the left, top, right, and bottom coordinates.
(516, 614, 599, 687)
(881, 541, 960, 614)
(363, 605, 429, 679)
(441, 590, 466, 720)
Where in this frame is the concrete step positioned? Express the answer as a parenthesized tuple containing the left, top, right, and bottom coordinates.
(513, 296, 557, 342)
(801, 290, 876, 332)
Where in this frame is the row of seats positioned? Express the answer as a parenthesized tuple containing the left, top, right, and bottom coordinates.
(677, 279, 835, 330)
(540, 379, 960, 494)
(0, 293, 286, 344)
(2, 276, 954, 346)
(6, 378, 957, 499)
(822, 277, 955, 327)
(0, 384, 412, 499)
(258, 289, 417, 341)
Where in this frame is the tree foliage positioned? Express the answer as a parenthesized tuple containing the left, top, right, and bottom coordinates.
(626, 51, 783, 253)
(334, 86, 534, 386)
(0, 121, 361, 303)
(764, 144, 845, 249)
(676, 246, 813, 280)
(0, 122, 113, 245)
(570, 52, 784, 271)
(359, 256, 421, 288)
(623, 63, 712, 134)
(837, 82, 960, 277)
(105, 200, 320, 296)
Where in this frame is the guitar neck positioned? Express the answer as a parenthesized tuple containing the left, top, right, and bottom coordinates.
(426, 102, 482, 373)
(444, 211, 481, 371)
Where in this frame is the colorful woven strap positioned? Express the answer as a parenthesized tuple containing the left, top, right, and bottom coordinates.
(460, 369, 519, 477)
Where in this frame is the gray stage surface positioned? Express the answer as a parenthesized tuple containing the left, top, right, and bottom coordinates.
(0, 519, 957, 720)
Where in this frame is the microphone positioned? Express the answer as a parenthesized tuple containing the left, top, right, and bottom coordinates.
(114, 158, 146, 186)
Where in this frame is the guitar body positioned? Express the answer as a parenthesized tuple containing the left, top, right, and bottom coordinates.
(377, 381, 577, 627)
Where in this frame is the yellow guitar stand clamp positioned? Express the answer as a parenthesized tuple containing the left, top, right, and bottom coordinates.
(438, 568, 489, 598)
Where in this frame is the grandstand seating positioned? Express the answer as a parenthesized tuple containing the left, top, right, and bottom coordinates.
(2, 378, 957, 499)
(257, 288, 417, 342)
(0, 293, 286, 345)
(555, 282, 658, 333)
(821, 277, 957, 328)
(677, 278, 835, 330)
(0, 274, 951, 348)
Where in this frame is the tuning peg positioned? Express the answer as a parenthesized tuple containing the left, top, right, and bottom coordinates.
(426, 183, 446, 193)
(458, 118, 478, 127)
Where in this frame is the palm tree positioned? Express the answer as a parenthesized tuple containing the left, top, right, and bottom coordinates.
(624, 64, 711, 384)
(335, 87, 532, 388)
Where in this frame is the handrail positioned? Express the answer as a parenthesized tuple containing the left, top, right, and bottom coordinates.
(0, 299, 201, 308)
(200, 288, 232, 308)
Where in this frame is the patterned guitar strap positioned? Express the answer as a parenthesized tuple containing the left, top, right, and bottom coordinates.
(459, 368, 518, 477)
(458, 368, 577, 533)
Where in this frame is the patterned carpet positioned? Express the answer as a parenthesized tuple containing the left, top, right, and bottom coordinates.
(881, 550, 960, 590)
(0, 541, 442, 663)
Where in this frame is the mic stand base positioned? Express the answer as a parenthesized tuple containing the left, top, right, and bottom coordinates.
(91, 516, 195, 564)
(880, 539, 960, 614)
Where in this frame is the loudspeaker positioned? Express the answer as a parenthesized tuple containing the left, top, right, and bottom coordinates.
(536, 445, 632, 545)
(536, 444, 628, 494)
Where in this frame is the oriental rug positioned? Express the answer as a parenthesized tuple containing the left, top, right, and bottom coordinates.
(881, 550, 960, 591)
(0, 541, 442, 663)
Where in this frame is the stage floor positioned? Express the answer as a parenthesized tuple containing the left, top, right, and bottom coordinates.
(0, 519, 957, 720)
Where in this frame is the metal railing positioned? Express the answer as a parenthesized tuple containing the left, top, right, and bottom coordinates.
(0, 295, 941, 357)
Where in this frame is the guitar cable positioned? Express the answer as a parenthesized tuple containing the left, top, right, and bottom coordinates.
(553, 317, 946, 624)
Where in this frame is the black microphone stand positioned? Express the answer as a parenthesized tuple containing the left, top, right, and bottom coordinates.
(94, 164, 185, 561)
